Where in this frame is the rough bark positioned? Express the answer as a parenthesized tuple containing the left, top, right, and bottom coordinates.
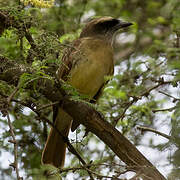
(62, 99, 166, 180)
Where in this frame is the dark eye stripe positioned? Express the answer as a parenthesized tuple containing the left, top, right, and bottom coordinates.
(96, 19, 119, 31)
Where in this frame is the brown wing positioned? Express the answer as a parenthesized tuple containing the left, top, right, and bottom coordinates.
(57, 39, 82, 81)
(53, 39, 82, 123)
(57, 37, 114, 102)
(56, 38, 114, 131)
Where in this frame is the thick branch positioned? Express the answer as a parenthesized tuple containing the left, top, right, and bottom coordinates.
(62, 98, 166, 180)
(0, 57, 166, 179)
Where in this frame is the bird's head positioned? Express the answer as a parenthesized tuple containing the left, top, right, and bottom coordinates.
(80, 16, 132, 42)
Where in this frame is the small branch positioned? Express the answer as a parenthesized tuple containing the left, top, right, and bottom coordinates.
(80, 166, 114, 179)
(137, 126, 171, 140)
(113, 100, 134, 126)
(7, 113, 22, 180)
(59, 164, 128, 179)
(152, 106, 176, 113)
(37, 101, 59, 111)
(141, 80, 171, 97)
(5, 86, 22, 179)
(113, 80, 172, 126)
(158, 90, 180, 102)
(129, 170, 152, 180)
(7, 86, 19, 105)
(24, 29, 44, 60)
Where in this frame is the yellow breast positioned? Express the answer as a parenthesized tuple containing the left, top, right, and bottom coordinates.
(68, 37, 114, 98)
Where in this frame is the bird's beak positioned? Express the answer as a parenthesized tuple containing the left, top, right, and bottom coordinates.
(119, 22, 133, 28)
(115, 21, 133, 30)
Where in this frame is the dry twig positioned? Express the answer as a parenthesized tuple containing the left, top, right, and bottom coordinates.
(6, 86, 22, 180)
(7, 113, 22, 180)
(137, 126, 171, 140)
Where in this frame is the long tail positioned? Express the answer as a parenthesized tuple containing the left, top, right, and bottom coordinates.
(42, 108, 72, 168)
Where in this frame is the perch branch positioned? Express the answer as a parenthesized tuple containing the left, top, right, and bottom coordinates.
(62, 98, 166, 180)
(0, 56, 166, 180)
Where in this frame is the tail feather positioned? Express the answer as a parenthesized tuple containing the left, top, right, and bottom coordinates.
(42, 108, 72, 168)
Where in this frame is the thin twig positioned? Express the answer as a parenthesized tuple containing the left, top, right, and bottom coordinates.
(7, 113, 22, 180)
(59, 164, 127, 179)
(59, 166, 114, 179)
(129, 170, 153, 180)
(113, 100, 134, 126)
(38, 101, 59, 111)
(113, 81, 172, 126)
(137, 126, 171, 140)
(7, 86, 19, 105)
(158, 90, 180, 102)
(57, 162, 159, 179)
(6, 86, 22, 179)
(152, 106, 176, 113)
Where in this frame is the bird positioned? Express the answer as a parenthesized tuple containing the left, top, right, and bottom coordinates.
(41, 16, 132, 168)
